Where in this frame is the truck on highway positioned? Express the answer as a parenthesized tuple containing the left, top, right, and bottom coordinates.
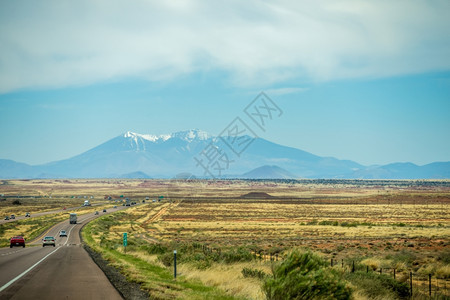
(83, 200, 91, 206)
(69, 213, 77, 224)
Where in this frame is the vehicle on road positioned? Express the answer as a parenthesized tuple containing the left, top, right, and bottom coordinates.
(113, 206, 117, 208)
(42, 236, 56, 247)
(83, 200, 91, 206)
(10, 236, 25, 248)
(25, 212, 30, 217)
(69, 213, 77, 224)
(102, 209, 107, 212)
(95, 211, 99, 215)
(10, 214, 15, 219)
(4, 216, 9, 220)
(59, 230, 67, 237)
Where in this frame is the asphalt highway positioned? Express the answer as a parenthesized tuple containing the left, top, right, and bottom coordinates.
(0, 202, 107, 225)
(0, 207, 125, 299)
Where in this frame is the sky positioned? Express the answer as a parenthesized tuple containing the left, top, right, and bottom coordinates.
(0, 0, 449, 166)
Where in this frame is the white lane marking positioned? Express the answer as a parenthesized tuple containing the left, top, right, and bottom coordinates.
(1, 249, 24, 256)
(0, 246, 61, 293)
(62, 224, 76, 246)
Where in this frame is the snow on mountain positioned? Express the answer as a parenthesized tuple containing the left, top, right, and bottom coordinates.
(170, 129, 210, 141)
(124, 129, 210, 146)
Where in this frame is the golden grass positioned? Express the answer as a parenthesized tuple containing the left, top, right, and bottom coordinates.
(178, 262, 269, 300)
(2, 179, 450, 299)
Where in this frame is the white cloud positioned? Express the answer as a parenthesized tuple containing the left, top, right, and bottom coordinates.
(0, 0, 449, 93)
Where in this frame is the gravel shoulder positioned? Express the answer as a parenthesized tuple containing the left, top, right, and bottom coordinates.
(80, 223, 149, 300)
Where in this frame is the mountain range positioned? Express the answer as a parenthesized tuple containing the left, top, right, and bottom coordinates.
(0, 129, 449, 179)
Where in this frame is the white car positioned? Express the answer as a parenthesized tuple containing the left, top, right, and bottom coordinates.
(43, 236, 56, 247)
(59, 230, 67, 237)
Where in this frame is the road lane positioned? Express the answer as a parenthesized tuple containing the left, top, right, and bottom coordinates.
(0, 205, 131, 299)
(0, 202, 109, 225)
(2, 245, 122, 299)
(0, 247, 56, 289)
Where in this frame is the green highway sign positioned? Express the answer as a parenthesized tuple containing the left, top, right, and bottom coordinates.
(123, 232, 127, 246)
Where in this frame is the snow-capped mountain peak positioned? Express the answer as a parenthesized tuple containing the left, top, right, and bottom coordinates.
(123, 129, 210, 143)
(170, 129, 210, 141)
(123, 131, 171, 142)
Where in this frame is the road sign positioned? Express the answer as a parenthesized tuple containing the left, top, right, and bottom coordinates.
(123, 233, 127, 246)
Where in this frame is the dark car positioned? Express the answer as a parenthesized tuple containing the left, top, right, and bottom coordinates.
(25, 212, 31, 217)
(10, 236, 25, 248)
(102, 209, 106, 212)
(10, 214, 15, 219)
(42, 236, 56, 247)
(4, 216, 9, 220)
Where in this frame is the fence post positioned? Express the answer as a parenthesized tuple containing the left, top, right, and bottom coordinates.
(366, 265, 369, 273)
(352, 261, 355, 273)
(380, 268, 382, 275)
(410, 272, 413, 298)
(173, 250, 177, 279)
(393, 268, 396, 279)
(341, 259, 344, 268)
(429, 274, 431, 297)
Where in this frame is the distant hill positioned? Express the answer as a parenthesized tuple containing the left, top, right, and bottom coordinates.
(0, 159, 38, 178)
(350, 162, 450, 179)
(0, 129, 448, 179)
(240, 192, 274, 198)
(120, 171, 151, 179)
(242, 165, 297, 179)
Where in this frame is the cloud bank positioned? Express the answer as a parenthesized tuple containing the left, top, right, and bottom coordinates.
(0, 0, 449, 93)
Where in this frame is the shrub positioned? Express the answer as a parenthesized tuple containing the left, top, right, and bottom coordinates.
(263, 250, 351, 300)
(435, 265, 450, 279)
(140, 243, 167, 255)
(158, 252, 174, 267)
(221, 246, 253, 263)
(344, 271, 409, 299)
(242, 267, 268, 280)
(437, 250, 450, 264)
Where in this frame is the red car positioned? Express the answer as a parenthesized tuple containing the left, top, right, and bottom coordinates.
(10, 236, 25, 248)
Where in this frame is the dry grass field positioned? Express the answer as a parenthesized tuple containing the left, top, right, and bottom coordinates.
(1, 179, 449, 299)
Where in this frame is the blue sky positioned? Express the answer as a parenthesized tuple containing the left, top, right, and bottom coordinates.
(0, 1, 449, 166)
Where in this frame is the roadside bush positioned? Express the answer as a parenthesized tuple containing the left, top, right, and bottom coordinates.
(158, 252, 175, 267)
(242, 267, 267, 280)
(391, 250, 417, 265)
(344, 271, 409, 299)
(437, 249, 450, 264)
(435, 265, 450, 279)
(221, 246, 253, 264)
(140, 243, 167, 255)
(263, 250, 351, 300)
